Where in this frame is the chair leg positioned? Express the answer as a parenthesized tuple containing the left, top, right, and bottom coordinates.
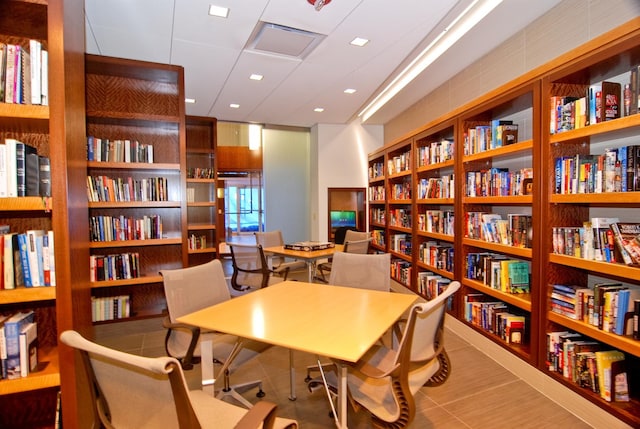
(215, 368, 265, 409)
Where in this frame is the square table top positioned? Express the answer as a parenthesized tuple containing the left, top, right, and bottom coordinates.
(177, 280, 417, 362)
(263, 244, 344, 261)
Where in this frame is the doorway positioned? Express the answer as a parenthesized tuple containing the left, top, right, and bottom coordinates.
(222, 171, 265, 241)
(327, 187, 366, 241)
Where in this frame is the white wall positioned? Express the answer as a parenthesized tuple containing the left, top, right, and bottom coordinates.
(310, 121, 384, 242)
(262, 128, 311, 243)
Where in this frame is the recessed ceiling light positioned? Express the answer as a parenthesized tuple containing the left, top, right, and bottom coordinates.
(249, 74, 264, 81)
(230, 103, 240, 109)
(314, 107, 324, 113)
(208, 5, 229, 18)
(350, 37, 369, 47)
(344, 88, 356, 94)
(185, 98, 196, 104)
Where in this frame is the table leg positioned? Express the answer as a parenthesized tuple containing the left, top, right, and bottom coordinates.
(288, 349, 296, 401)
(200, 338, 215, 396)
(307, 261, 314, 283)
(337, 363, 348, 429)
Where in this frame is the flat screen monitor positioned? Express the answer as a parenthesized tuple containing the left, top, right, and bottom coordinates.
(330, 210, 357, 230)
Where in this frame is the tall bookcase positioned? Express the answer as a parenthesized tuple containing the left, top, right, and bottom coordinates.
(0, 1, 92, 428)
(85, 54, 186, 323)
(185, 115, 220, 266)
(368, 18, 640, 426)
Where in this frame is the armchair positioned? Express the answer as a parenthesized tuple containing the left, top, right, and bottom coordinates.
(316, 231, 372, 283)
(341, 281, 461, 427)
(59, 330, 298, 429)
(228, 242, 284, 292)
(161, 259, 270, 408)
(254, 230, 306, 279)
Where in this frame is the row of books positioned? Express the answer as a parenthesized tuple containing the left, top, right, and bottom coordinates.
(465, 212, 533, 248)
(367, 185, 385, 201)
(86, 175, 169, 202)
(418, 241, 453, 272)
(91, 295, 131, 322)
(369, 207, 385, 224)
(466, 253, 530, 294)
(550, 283, 640, 336)
(416, 138, 454, 166)
(187, 234, 208, 251)
(390, 258, 411, 286)
(0, 41, 48, 106)
(547, 331, 629, 402)
(371, 229, 385, 247)
(0, 139, 51, 198)
(417, 175, 454, 199)
(387, 151, 411, 175)
(554, 145, 640, 195)
(368, 162, 384, 180)
(89, 252, 141, 282)
(389, 233, 411, 256)
(551, 217, 640, 265)
(417, 209, 454, 235)
(89, 214, 163, 242)
(463, 294, 527, 344)
(389, 208, 411, 229)
(0, 311, 38, 380)
(417, 272, 451, 300)
(463, 120, 519, 156)
(0, 229, 55, 289)
(390, 178, 411, 200)
(86, 136, 154, 164)
(187, 167, 214, 179)
(465, 167, 533, 197)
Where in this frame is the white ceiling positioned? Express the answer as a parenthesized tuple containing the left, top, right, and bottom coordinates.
(84, 0, 561, 128)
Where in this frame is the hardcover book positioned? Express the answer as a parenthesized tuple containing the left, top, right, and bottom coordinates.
(609, 222, 640, 265)
(284, 241, 335, 252)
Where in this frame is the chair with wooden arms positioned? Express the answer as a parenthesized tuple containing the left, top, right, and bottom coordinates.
(161, 259, 270, 408)
(228, 242, 283, 292)
(59, 330, 298, 429)
(254, 230, 306, 279)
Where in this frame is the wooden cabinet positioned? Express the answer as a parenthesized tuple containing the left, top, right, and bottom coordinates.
(0, 1, 91, 428)
(185, 115, 220, 266)
(368, 18, 640, 427)
(85, 54, 186, 323)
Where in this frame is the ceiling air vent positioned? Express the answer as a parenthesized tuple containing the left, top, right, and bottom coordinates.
(245, 22, 326, 59)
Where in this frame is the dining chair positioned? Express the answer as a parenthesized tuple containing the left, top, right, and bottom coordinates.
(228, 242, 283, 292)
(328, 281, 461, 427)
(161, 259, 270, 408)
(316, 231, 372, 283)
(254, 230, 307, 279)
(59, 330, 298, 429)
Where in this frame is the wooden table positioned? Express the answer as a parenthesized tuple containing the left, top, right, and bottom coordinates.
(263, 244, 343, 282)
(177, 280, 417, 429)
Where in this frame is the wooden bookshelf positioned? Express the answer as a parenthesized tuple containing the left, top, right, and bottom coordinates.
(185, 116, 220, 266)
(85, 53, 186, 325)
(0, 1, 92, 428)
(368, 18, 640, 427)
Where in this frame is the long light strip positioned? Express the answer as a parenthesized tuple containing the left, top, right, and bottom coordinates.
(358, 0, 503, 122)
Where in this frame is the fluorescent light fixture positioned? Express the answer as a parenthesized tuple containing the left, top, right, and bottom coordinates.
(208, 5, 229, 18)
(249, 124, 262, 150)
(185, 98, 196, 104)
(249, 74, 264, 81)
(350, 37, 369, 47)
(344, 88, 357, 94)
(359, 0, 503, 122)
(314, 107, 324, 112)
(230, 103, 240, 108)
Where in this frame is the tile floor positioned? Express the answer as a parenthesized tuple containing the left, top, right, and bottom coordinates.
(94, 316, 595, 429)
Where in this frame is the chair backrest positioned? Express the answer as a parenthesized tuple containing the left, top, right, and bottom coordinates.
(254, 230, 284, 248)
(161, 259, 230, 359)
(60, 330, 202, 429)
(343, 237, 372, 255)
(395, 281, 461, 394)
(328, 252, 390, 291)
(343, 229, 369, 243)
(228, 242, 272, 290)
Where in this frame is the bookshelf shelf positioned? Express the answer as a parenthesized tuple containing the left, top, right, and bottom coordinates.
(0, 347, 60, 395)
(0, 287, 56, 304)
(0, 197, 52, 211)
(188, 247, 217, 254)
(91, 275, 164, 288)
(87, 161, 180, 170)
(549, 254, 640, 281)
(462, 139, 533, 163)
(89, 238, 182, 248)
(549, 192, 640, 204)
(187, 223, 217, 230)
(549, 114, 640, 144)
(463, 238, 533, 259)
(88, 201, 182, 209)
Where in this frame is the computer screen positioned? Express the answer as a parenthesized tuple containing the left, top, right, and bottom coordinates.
(330, 210, 357, 229)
